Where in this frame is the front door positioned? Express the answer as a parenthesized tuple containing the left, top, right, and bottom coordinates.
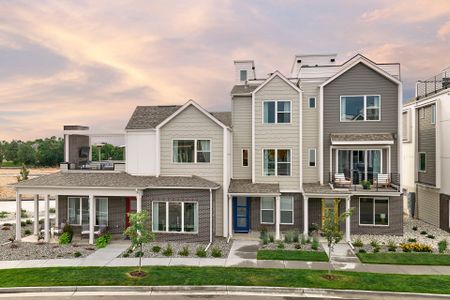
(233, 197, 250, 233)
(321, 198, 340, 227)
(126, 197, 137, 227)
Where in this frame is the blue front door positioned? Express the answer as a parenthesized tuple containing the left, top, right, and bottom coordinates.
(233, 197, 250, 233)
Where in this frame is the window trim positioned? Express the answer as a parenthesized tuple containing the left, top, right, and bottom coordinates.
(280, 196, 294, 225)
(172, 138, 211, 164)
(260, 197, 275, 224)
(262, 148, 292, 177)
(242, 148, 249, 167)
(339, 95, 381, 122)
(152, 201, 199, 234)
(358, 197, 389, 227)
(67, 196, 108, 226)
(308, 148, 317, 168)
(418, 152, 427, 173)
(308, 97, 316, 109)
(431, 104, 436, 125)
(240, 69, 247, 82)
(262, 100, 292, 124)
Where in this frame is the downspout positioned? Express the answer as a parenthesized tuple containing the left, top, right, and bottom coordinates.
(205, 188, 213, 251)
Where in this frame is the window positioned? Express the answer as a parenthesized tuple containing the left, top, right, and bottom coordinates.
(261, 197, 274, 224)
(359, 198, 389, 226)
(309, 97, 316, 108)
(263, 100, 291, 124)
(68, 197, 108, 226)
(340, 95, 381, 121)
(240, 70, 247, 81)
(173, 139, 210, 163)
(419, 152, 426, 172)
(152, 201, 198, 233)
(242, 149, 249, 167)
(431, 105, 436, 124)
(263, 149, 291, 176)
(337, 149, 382, 180)
(280, 196, 294, 224)
(308, 148, 316, 167)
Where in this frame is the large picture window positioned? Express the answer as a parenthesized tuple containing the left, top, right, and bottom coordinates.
(68, 197, 108, 226)
(359, 198, 389, 226)
(280, 196, 294, 224)
(263, 100, 291, 124)
(261, 197, 274, 224)
(340, 95, 381, 121)
(263, 149, 291, 176)
(173, 139, 210, 163)
(152, 201, 198, 233)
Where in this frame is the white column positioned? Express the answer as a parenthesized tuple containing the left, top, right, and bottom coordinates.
(275, 196, 281, 240)
(15, 192, 21, 241)
(44, 194, 50, 242)
(345, 196, 351, 242)
(303, 196, 309, 237)
(136, 191, 142, 212)
(89, 195, 95, 245)
(55, 195, 59, 227)
(33, 195, 39, 235)
(228, 195, 233, 237)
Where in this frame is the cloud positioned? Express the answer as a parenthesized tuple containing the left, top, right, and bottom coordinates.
(437, 20, 450, 40)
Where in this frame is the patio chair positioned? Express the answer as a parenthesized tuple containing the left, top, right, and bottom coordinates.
(334, 173, 351, 188)
(81, 224, 108, 239)
(374, 173, 390, 188)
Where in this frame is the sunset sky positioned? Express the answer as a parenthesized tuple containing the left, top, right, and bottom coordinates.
(1, 0, 450, 140)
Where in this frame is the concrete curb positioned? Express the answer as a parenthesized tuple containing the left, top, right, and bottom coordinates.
(0, 285, 449, 299)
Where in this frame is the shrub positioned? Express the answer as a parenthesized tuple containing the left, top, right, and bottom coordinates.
(387, 240, 397, 252)
(353, 238, 363, 248)
(284, 231, 293, 244)
(358, 249, 367, 253)
(261, 235, 269, 245)
(412, 226, 418, 231)
(361, 180, 371, 189)
(38, 219, 44, 224)
(306, 237, 312, 244)
(59, 232, 72, 245)
(420, 231, 427, 235)
(95, 233, 112, 249)
(20, 209, 28, 218)
(0, 211, 8, 218)
(152, 245, 161, 253)
(309, 223, 319, 235)
(123, 253, 129, 257)
(49, 208, 56, 213)
(300, 234, 307, 245)
(25, 219, 32, 225)
(294, 243, 301, 249)
(407, 238, 417, 243)
(293, 231, 300, 243)
(178, 246, 189, 256)
(268, 233, 274, 243)
(3, 223, 12, 227)
(259, 227, 268, 239)
(373, 246, 381, 253)
(135, 251, 144, 257)
(73, 251, 82, 258)
(277, 241, 285, 249)
(20, 221, 26, 227)
(400, 242, 433, 253)
(24, 229, 31, 235)
(211, 247, 222, 258)
(196, 247, 207, 257)
(370, 240, 380, 248)
(438, 240, 448, 254)
(311, 237, 320, 250)
(427, 234, 435, 239)
(162, 244, 173, 256)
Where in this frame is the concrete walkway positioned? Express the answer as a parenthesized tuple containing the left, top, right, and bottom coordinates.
(321, 241, 360, 263)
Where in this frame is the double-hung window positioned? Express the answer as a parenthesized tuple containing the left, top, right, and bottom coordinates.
(263, 100, 291, 123)
(240, 70, 247, 81)
(173, 139, 210, 163)
(280, 196, 294, 224)
(68, 197, 108, 226)
(418, 152, 426, 172)
(261, 197, 275, 224)
(263, 149, 291, 176)
(152, 201, 198, 233)
(308, 148, 316, 167)
(340, 95, 381, 121)
(359, 198, 389, 226)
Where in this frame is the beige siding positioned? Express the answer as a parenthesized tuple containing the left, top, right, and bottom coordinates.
(417, 184, 440, 227)
(254, 75, 301, 190)
(232, 96, 252, 179)
(159, 104, 224, 236)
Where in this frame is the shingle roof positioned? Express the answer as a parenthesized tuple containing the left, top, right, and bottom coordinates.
(14, 172, 220, 189)
(330, 133, 394, 143)
(210, 112, 232, 127)
(231, 85, 259, 95)
(228, 179, 279, 194)
(125, 105, 181, 130)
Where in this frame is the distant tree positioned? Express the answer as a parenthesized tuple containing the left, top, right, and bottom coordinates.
(0, 142, 4, 166)
(91, 143, 124, 161)
(17, 143, 36, 165)
(4, 140, 19, 163)
(35, 137, 64, 166)
(17, 164, 29, 182)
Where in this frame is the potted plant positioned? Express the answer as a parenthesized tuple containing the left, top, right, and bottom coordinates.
(361, 180, 371, 190)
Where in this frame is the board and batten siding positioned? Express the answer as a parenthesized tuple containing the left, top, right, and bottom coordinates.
(323, 63, 399, 180)
(417, 105, 436, 186)
(232, 96, 252, 179)
(159, 104, 224, 236)
(254, 75, 301, 190)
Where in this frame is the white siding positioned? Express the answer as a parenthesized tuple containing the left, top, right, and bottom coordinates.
(440, 94, 450, 195)
(401, 107, 416, 193)
(232, 96, 252, 179)
(126, 131, 157, 176)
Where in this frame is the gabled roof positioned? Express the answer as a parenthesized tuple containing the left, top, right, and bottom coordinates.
(231, 84, 259, 95)
(126, 105, 181, 130)
(252, 71, 302, 94)
(210, 112, 232, 127)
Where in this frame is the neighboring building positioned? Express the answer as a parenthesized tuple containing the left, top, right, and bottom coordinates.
(402, 67, 450, 233)
(13, 53, 403, 244)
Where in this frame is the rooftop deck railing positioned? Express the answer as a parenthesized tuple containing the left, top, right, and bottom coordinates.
(416, 67, 450, 100)
(60, 161, 126, 172)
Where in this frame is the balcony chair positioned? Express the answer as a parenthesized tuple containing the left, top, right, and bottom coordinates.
(374, 173, 390, 188)
(334, 173, 352, 188)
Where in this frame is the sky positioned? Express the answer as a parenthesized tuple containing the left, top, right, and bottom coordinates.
(0, 0, 449, 141)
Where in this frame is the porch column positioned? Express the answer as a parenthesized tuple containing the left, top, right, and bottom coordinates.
(89, 195, 95, 245)
(275, 196, 281, 240)
(228, 195, 233, 238)
(345, 196, 351, 242)
(33, 195, 39, 235)
(15, 192, 21, 241)
(136, 191, 142, 212)
(55, 195, 59, 227)
(303, 196, 309, 237)
(44, 194, 50, 242)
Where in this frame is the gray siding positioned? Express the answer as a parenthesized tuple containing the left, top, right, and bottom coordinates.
(254, 75, 301, 190)
(417, 184, 440, 227)
(440, 193, 450, 233)
(323, 63, 399, 180)
(232, 96, 252, 179)
(417, 105, 436, 186)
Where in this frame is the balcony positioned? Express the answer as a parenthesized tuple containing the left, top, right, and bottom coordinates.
(60, 161, 126, 172)
(329, 171, 400, 193)
(416, 67, 450, 100)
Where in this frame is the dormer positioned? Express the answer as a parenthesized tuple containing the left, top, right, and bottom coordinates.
(234, 60, 256, 84)
(290, 54, 337, 77)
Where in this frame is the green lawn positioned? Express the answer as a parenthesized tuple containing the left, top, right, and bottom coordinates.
(257, 250, 328, 261)
(0, 266, 449, 294)
(357, 252, 450, 265)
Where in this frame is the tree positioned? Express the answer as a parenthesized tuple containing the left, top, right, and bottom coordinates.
(17, 164, 29, 182)
(3, 140, 19, 163)
(35, 137, 64, 166)
(17, 143, 36, 165)
(91, 143, 124, 161)
(321, 199, 353, 278)
(123, 211, 154, 276)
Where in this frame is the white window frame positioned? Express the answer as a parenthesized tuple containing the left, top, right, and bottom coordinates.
(260, 197, 275, 224)
(308, 97, 316, 109)
(262, 100, 292, 124)
(280, 196, 294, 225)
(262, 148, 292, 176)
(358, 197, 389, 226)
(240, 69, 247, 82)
(308, 148, 317, 167)
(67, 196, 108, 226)
(172, 139, 211, 164)
(340, 95, 381, 122)
(152, 201, 198, 234)
(242, 148, 249, 167)
(418, 152, 427, 172)
(335, 148, 384, 180)
(431, 104, 436, 125)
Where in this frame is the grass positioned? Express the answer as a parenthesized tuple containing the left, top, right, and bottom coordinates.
(357, 252, 450, 265)
(257, 250, 328, 261)
(0, 266, 449, 294)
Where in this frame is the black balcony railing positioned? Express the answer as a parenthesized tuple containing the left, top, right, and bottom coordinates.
(416, 67, 450, 100)
(60, 161, 125, 172)
(329, 171, 400, 192)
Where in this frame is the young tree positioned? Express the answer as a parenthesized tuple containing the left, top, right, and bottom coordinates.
(321, 199, 353, 278)
(17, 164, 29, 182)
(123, 211, 154, 275)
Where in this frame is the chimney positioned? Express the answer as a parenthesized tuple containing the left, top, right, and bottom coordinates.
(234, 60, 256, 84)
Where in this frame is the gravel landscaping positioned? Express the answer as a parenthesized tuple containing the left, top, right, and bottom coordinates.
(120, 238, 232, 259)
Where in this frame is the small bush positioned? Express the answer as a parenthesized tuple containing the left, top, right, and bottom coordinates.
(178, 246, 189, 256)
(277, 241, 285, 249)
(294, 243, 301, 249)
(152, 245, 161, 253)
(420, 231, 427, 235)
(370, 240, 380, 248)
(438, 240, 448, 254)
(25, 219, 32, 225)
(262, 235, 269, 245)
(20, 209, 28, 218)
(162, 244, 173, 256)
(407, 238, 417, 243)
(427, 234, 435, 239)
(300, 234, 307, 245)
(59, 232, 72, 245)
(24, 229, 31, 235)
(412, 226, 418, 231)
(292, 231, 300, 243)
(358, 249, 367, 253)
(135, 251, 144, 257)
(306, 237, 312, 244)
(20, 221, 26, 227)
(95, 233, 112, 249)
(373, 246, 381, 253)
(211, 247, 222, 258)
(38, 219, 44, 224)
(311, 237, 320, 250)
(387, 240, 397, 252)
(268, 233, 274, 243)
(73, 251, 82, 258)
(122, 253, 129, 257)
(3, 223, 12, 227)
(353, 238, 364, 248)
(49, 208, 56, 213)
(0, 211, 8, 218)
(62, 224, 73, 236)
(400, 242, 432, 253)
(196, 247, 207, 257)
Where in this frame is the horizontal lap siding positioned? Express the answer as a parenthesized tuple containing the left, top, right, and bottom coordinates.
(232, 96, 252, 179)
(417, 105, 436, 186)
(417, 184, 440, 227)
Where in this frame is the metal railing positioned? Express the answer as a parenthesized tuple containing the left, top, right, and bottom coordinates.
(329, 171, 400, 192)
(416, 67, 450, 100)
(60, 161, 126, 172)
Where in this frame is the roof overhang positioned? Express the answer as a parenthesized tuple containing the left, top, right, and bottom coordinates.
(330, 133, 395, 145)
(252, 71, 302, 94)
